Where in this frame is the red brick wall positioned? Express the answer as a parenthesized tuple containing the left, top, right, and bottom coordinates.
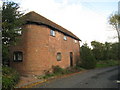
(10, 24, 80, 76)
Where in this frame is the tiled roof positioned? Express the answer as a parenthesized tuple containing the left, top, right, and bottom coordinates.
(23, 11, 81, 41)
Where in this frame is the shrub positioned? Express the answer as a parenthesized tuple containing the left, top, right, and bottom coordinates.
(52, 66, 66, 75)
(38, 65, 85, 80)
(80, 44, 96, 69)
(2, 66, 20, 90)
(43, 73, 55, 79)
(52, 65, 83, 75)
(74, 65, 85, 71)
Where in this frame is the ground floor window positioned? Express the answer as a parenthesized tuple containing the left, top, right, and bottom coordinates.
(57, 52, 61, 61)
(13, 51, 23, 62)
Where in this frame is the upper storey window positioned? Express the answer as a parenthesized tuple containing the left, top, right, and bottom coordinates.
(15, 27, 22, 35)
(74, 40, 77, 43)
(50, 30, 55, 37)
(63, 36, 67, 41)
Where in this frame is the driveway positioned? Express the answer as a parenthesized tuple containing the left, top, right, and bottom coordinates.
(34, 66, 120, 88)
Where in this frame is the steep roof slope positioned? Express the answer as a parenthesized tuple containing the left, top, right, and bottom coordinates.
(23, 11, 81, 41)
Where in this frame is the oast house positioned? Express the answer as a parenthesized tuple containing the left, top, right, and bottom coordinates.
(10, 11, 81, 76)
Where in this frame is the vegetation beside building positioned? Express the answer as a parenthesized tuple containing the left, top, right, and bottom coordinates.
(37, 65, 84, 79)
(80, 43, 96, 69)
(2, 66, 20, 90)
(80, 41, 119, 69)
(2, 1, 119, 88)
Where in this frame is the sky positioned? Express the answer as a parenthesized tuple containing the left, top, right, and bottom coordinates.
(2, 0, 120, 46)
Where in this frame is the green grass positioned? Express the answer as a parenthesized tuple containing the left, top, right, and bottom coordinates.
(96, 60, 119, 68)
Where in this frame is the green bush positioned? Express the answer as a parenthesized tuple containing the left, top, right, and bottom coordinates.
(74, 65, 85, 71)
(52, 66, 66, 75)
(43, 73, 55, 79)
(2, 66, 20, 90)
(52, 65, 83, 75)
(38, 65, 85, 80)
(2, 45, 10, 66)
(65, 67, 80, 73)
(80, 44, 96, 69)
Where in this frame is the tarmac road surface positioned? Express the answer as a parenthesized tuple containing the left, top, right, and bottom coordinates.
(34, 66, 120, 88)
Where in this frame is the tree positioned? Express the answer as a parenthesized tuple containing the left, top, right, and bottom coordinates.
(91, 41, 119, 60)
(80, 43, 96, 69)
(102, 42, 112, 60)
(109, 13, 120, 42)
(91, 41, 104, 60)
(109, 13, 120, 59)
(2, 1, 24, 45)
(110, 43, 119, 60)
(2, 1, 24, 65)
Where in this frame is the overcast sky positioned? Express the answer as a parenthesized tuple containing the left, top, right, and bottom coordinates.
(3, 0, 120, 46)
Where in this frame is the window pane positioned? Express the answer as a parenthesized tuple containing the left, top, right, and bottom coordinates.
(57, 53, 61, 61)
(15, 27, 22, 35)
(14, 54, 16, 61)
(74, 40, 77, 43)
(64, 36, 67, 40)
(53, 31, 55, 36)
(18, 53, 22, 60)
(13, 51, 23, 61)
(50, 30, 55, 36)
(50, 30, 53, 35)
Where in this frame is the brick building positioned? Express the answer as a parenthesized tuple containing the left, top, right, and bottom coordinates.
(10, 11, 81, 76)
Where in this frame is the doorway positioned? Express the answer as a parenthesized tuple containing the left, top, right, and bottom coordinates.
(70, 52, 73, 67)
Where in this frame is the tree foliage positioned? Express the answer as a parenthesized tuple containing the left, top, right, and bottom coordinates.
(2, 1, 24, 46)
(91, 41, 119, 60)
(91, 41, 104, 60)
(109, 14, 120, 42)
(80, 43, 96, 69)
(80, 41, 118, 69)
(2, 66, 20, 90)
(109, 13, 120, 59)
(2, 1, 24, 65)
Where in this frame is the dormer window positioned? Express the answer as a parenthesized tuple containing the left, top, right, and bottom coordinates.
(74, 40, 77, 43)
(50, 30, 55, 36)
(64, 36, 67, 41)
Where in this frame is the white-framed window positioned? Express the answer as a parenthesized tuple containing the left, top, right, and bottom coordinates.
(15, 27, 22, 35)
(56, 52, 62, 61)
(74, 40, 77, 43)
(63, 36, 67, 41)
(50, 30, 55, 36)
(13, 51, 23, 62)
(17, 31, 22, 35)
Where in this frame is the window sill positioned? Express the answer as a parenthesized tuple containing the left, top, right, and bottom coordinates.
(50, 35, 55, 37)
(13, 60, 23, 62)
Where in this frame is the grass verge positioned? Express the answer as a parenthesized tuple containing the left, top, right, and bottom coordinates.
(96, 60, 119, 68)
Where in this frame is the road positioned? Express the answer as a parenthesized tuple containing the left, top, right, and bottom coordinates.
(34, 66, 120, 88)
